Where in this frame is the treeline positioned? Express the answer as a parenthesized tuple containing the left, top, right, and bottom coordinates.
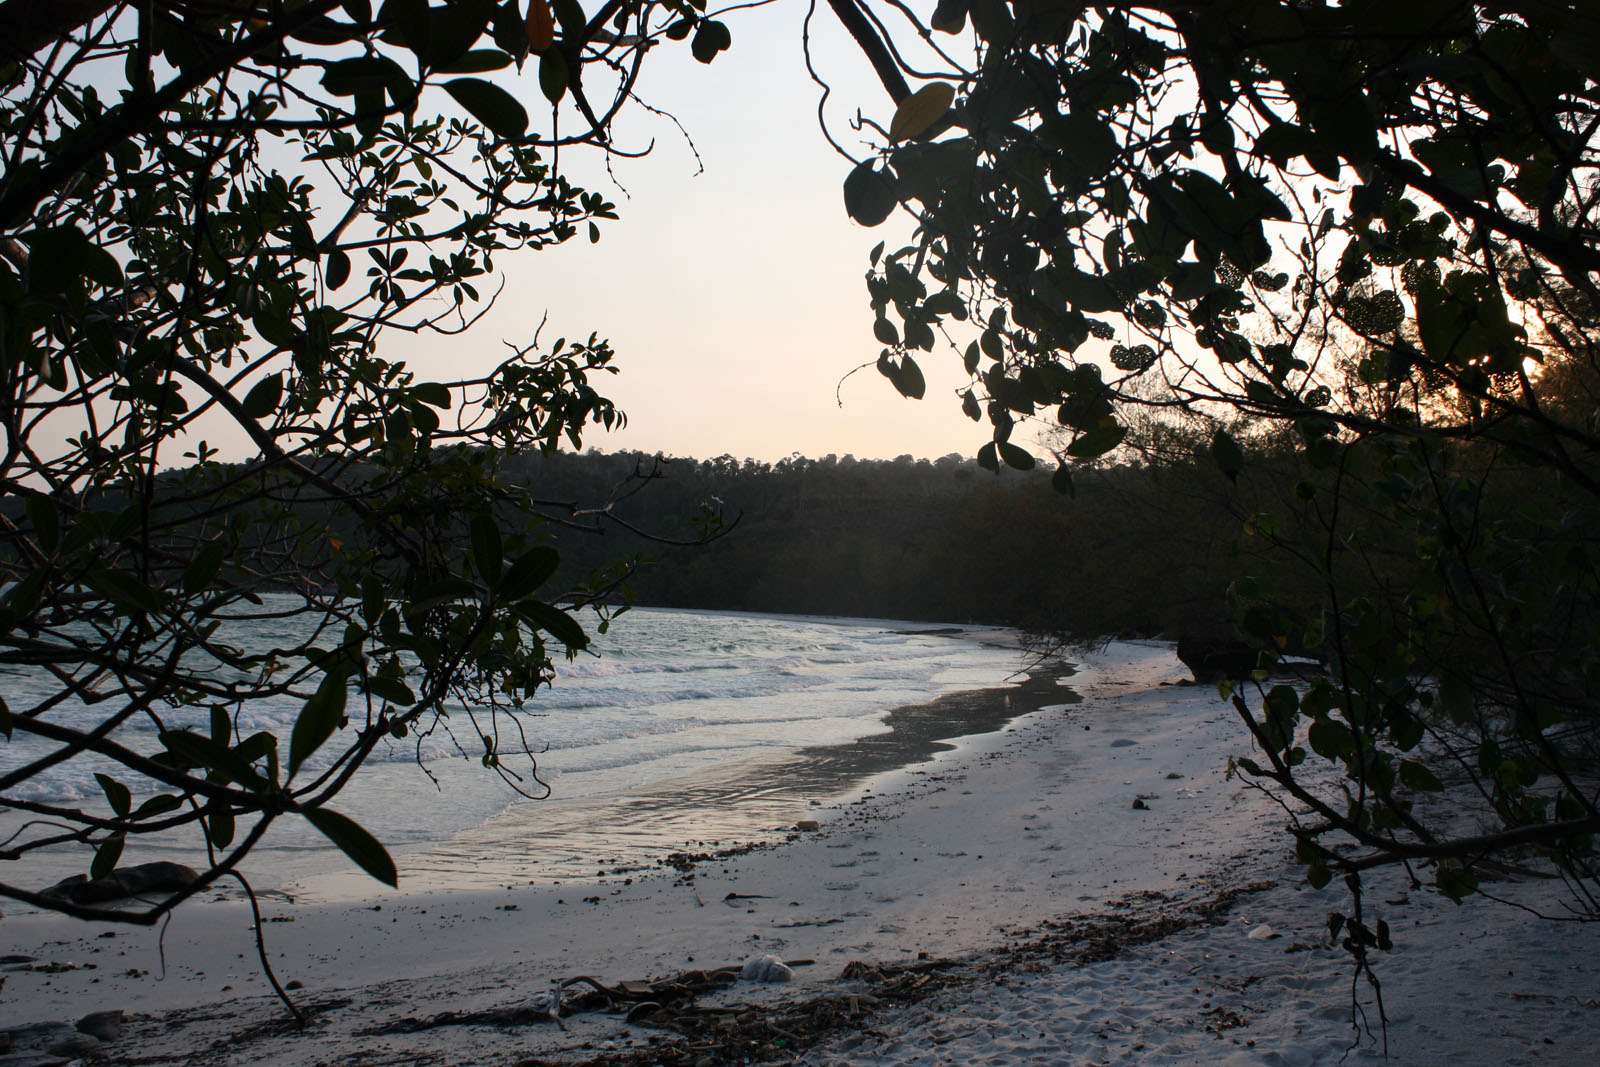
(506, 448, 1276, 637)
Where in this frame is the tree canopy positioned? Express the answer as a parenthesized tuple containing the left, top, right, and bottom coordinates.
(0, 0, 739, 951)
(832, 0, 1600, 948)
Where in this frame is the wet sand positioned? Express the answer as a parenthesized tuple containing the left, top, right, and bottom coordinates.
(2, 642, 1595, 1065)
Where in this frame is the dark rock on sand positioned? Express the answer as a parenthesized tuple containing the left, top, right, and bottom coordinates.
(76, 1010, 123, 1042)
(0, 1021, 82, 1067)
(40, 861, 199, 905)
(1175, 634, 1257, 682)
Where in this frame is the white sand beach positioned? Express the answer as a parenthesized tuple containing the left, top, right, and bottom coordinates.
(3, 640, 1596, 1065)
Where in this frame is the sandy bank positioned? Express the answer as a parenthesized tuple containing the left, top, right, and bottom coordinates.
(2, 641, 1595, 1065)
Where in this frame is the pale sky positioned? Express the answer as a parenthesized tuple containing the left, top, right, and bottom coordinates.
(384, 1, 990, 463)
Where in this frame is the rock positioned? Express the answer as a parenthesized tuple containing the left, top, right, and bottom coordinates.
(1247, 923, 1279, 940)
(740, 954, 794, 983)
(46, 1033, 99, 1058)
(75, 1010, 123, 1042)
(1110, 738, 1137, 748)
(1131, 797, 1149, 810)
(40, 862, 199, 905)
(794, 819, 820, 832)
(1176, 634, 1257, 681)
(0, 1021, 82, 1066)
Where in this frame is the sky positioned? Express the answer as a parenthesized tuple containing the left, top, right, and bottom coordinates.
(382, 1, 991, 463)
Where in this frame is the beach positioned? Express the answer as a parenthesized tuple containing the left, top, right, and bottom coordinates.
(3, 639, 1596, 1065)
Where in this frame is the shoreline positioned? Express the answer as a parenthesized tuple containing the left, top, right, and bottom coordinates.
(2, 641, 1595, 1065)
(1, 614, 1037, 908)
(293, 639, 1076, 901)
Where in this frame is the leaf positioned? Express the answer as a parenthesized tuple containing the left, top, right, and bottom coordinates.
(444, 78, 529, 139)
(160, 730, 270, 791)
(877, 353, 926, 399)
(83, 566, 165, 615)
(289, 675, 349, 777)
(381, 0, 430, 50)
(208, 804, 236, 849)
(183, 540, 227, 595)
(26, 492, 60, 554)
(470, 514, 503, 584)
(91, 835, 124, 881)
(26, 226, 90, 297)
(889, 83, 956, 142)
(999, 442, 1035, 470)
(500, 545, 560, 599)
(551, 0, 585, 37)
(211, 705, 232, 745)
(690, 19, 731, 64)
(304, 808, 398, 886)
(961, 389, 981, 421)
(538, 47, 568, 104)
(1436, 862, 1478, 902)
(1398, 759, 1444, 792)
(518, 599, 589, 651)
(977, 441, 999, 473)
(241, 373, 283, 419)
(930, 0, 967, 33)
(843, 161, 897, 227)
(366, 674, 417, 706)
(411, 381, 452, 408)
(1211, 427, 1244, 481)
(1065, 423, 1126, 458)
(436, 49, 514, 74)
(525, 0, 555, 51)
(1051, 463, 1075, 496)
(95, 773, 131, 818)
(320, 55, 413, 101)
(325, 249, 351, 290)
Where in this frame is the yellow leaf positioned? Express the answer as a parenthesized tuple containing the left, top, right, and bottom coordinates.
(526, 0, 555, 52)
(889, 83, 956, 142)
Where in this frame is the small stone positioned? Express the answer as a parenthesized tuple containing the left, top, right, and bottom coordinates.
(76, 1009, 123, 1042)
(740, 954, 794, 983)
(794, 820, 821, 832)
(285, 980, 304, 990)
(1131, 797, 1149, 810)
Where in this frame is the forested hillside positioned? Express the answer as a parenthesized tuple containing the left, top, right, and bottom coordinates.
(509, 446, 1282, 637)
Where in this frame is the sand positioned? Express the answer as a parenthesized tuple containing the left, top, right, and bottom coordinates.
(2, 640, 1596, 1065)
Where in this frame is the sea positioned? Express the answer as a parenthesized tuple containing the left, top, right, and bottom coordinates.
(1, 606, 1071, 903)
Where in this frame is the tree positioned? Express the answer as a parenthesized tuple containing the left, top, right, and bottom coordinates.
(826, 0, 1600, 950)
(0, 0, 737, 964)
